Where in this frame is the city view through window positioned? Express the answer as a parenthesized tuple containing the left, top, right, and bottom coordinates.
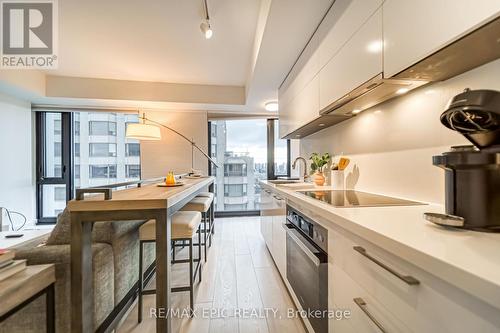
(43, 112, 141, 217)
(210, 119, 288, 212)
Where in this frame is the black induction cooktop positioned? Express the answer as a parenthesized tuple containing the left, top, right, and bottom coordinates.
(299, 190, 424, 207)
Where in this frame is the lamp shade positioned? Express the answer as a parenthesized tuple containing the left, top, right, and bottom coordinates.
(126, 123, 162, 140)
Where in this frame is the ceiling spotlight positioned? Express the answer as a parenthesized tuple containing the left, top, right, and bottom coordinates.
(200, 0, 213, 39)
(318, 123, 325, 127)
(265, 101, 279, 112)
(200, 21, 213, 39)
(352, 109, 362, 114)
(396, 88, 410, 95)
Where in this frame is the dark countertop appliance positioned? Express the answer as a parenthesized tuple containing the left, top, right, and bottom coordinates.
(300, 190, 424, 207)
(285, 205, 328, 333)
(430, 88, 500, 231)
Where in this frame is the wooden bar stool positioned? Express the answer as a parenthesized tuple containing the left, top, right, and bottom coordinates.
(180, 196, 213, 261)
(137, 211, 202, 321)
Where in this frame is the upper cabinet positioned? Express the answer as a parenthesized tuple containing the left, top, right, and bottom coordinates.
(317, 0, 383, 71)
(278, 0, 500, 139)
(383, 0, 500, 77)
(319, 8, 382, 111)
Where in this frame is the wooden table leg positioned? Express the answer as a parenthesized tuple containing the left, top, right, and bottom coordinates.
(155, 209, 172, 333)
(46, 283, 55, 333)
(71, 213, 94, 333)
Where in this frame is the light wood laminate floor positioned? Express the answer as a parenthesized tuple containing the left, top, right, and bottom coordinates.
(117, 217, 306, 333)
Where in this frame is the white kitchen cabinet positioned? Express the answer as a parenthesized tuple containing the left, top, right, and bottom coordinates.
(279, 0, 384, 137)
(317, 0, 382, 70)
(260, 188, 274, 248)
(383, 0, 500, 77)
(279, 72, 320, 137)
(330, 263, 410, 332)
(271, 196, 287, 278)
(328, 225, 500, 332)
(319, 8, 383, 111)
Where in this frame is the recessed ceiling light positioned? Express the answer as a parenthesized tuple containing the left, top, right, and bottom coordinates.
(265, 101, 279, 112)
(374, 110, 382, 114)
(352, 109, 362, 114)
(295, 134, 300, 137)
(396, 88, 410, 95)
(318, 123, 325, 127)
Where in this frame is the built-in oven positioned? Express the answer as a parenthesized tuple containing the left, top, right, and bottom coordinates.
(285, 205, 328, 333)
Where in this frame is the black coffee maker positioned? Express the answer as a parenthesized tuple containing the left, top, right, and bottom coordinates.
(426, 88, 500, 232)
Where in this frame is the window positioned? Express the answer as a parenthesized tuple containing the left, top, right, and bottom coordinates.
(224, 163, 247, 176)
(126, 164, 141, 178)
(74, 143, 80, 157)
(74, 120, 81, 136)
(54, 187, 66, 201)
(54, 120, 61, 135)
(54, 142, 61, 157)
(211, 123, 217, 137)
(211, 144, 216, 157)
(36, 112, 70, 222)
(89, 143, 117, 157)
(209, 119, 289, 215)
(89, 121, 117, 136)
(36, 112, 141, 223)
(74, 164, 80, 179)
(126, 143, 140, 157)
(224, 184, 247, 197)
(90, 165, 117, 179)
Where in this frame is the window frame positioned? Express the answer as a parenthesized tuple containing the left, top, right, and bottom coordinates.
(36, 112, 73, 224)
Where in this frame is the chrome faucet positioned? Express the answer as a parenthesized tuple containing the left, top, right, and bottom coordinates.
(292, 157, 309, 182)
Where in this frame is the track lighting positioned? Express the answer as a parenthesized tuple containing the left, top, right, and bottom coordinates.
(200, 21, 213, 39)
(200, 0, 213, 39)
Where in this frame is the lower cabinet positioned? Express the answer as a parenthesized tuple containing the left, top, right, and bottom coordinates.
(260, 188, 287, 280)
(328, 225, 500, 332)
(271, 205, 287, 278)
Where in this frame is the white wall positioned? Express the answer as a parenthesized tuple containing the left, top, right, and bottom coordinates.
(140, 110, 209, 179)
(0, 92, 36, 224)
(299, 59, 500, 204)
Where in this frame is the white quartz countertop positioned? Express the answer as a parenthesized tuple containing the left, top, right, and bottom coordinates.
(259, 180, 500, 311)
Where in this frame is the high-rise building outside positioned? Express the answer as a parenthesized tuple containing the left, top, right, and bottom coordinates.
(44, 112, 140, 217)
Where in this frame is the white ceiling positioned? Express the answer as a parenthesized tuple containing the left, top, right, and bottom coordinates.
(2, 0, 334, 114)
(50, 0, 261, 86)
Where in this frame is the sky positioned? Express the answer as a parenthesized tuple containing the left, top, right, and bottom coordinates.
(225, 119, 287, 164)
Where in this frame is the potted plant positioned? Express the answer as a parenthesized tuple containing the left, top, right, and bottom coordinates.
(310, 152, 331, 186)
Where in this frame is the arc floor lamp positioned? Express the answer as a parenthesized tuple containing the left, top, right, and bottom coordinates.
(126, 113, 220, 169)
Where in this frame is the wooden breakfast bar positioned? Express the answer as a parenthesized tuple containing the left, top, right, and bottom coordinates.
(67, 176, 215, 333)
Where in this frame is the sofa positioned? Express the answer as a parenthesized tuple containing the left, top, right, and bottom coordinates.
(0, 208, 155, 333)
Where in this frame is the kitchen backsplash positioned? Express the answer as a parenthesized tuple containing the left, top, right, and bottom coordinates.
(299, 58, 500, 205)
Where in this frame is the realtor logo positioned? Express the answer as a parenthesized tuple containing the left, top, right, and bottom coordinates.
(1, 0, 58, 68)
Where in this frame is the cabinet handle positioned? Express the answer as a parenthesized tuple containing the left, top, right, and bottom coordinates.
(353, 246, 420, 285)
(272, 195, 284, 201)
(264, 190, 271, 194)
(353, 298, 386, 333)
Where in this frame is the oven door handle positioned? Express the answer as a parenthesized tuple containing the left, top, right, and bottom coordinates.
(285, 225, 322, 266)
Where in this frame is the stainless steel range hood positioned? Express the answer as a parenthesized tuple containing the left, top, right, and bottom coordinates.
(284, 15, 500, 139)
(319, 74, 427, 116)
